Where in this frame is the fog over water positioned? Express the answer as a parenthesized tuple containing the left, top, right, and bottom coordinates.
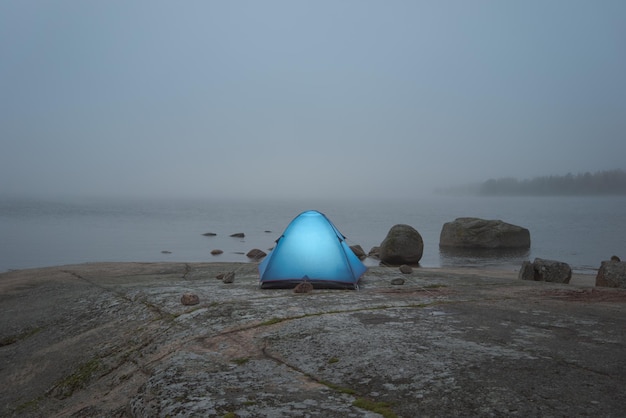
(2, 195, 625, 274)
(1, 1, 625, 200)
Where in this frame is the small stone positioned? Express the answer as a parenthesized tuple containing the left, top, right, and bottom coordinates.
(518, 261, 535, 281)
(391, 278, 405, 285)
(181, 293, 199, 306)
(350, 245, 367, 260)
(230, 232, 245, 238)
(210, 249, 223, 255)
(611, 255, 621, 262)
(293, 281, 313, 293)
(246, 249, 267, 260)
(222, 271, 235, 283)
(399, 264, 413, 274)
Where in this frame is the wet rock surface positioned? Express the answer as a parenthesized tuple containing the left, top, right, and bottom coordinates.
(1, 262, 626, 417)
(440, 217, 531, 249)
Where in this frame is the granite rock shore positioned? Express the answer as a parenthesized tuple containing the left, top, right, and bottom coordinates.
(1, 262, 626, 417)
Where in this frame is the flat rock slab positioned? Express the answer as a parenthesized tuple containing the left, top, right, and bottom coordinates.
(1, 262, 626, 417)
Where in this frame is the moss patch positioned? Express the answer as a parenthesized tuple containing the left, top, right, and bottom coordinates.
(319, 380, 357, 395)
(50, 358, 105, 399)
(352, 397, 397, 418)
(231, 357, 250, 366)
(260, 317, 285, 326)
(13, 397, 42, 415)
(0, 326, 42, 347)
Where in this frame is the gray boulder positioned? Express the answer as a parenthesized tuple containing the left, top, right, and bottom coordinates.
(440, 217, 530, 249)
(379, 224, 423, 265)
(518, 258, 572, 284)
(596, 260, 626, 288)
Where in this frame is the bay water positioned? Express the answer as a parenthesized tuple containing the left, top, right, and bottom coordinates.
(1, 195, 625, 274)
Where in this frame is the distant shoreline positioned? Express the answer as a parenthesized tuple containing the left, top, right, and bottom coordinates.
(438, 169, 626, 196)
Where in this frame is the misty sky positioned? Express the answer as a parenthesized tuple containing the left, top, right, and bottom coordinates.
(1, 1, 625, 200)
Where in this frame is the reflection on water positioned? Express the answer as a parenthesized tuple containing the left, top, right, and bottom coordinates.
(439, 247, 530, 271)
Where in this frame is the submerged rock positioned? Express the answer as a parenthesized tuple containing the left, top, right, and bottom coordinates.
(246, 249, 267, 260)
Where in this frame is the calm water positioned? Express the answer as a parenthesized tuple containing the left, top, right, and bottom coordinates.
(1, 195, 625, 274)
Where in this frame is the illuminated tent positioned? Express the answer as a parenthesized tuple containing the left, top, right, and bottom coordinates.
(258, 210, 367, 289)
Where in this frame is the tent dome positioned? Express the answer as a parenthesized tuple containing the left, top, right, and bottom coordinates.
(258, 210, 367, 289)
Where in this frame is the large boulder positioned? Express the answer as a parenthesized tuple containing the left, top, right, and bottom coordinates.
(440, 217, 530, 249)
(518, 258, 572, 284)
(379, 224, 424, 265)
(596, 260, 626, 288)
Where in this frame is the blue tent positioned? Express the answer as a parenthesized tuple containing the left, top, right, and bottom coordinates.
(258, 210, 367, 289)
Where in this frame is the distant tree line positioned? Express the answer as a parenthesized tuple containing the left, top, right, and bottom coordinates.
(478, 169, 626, 196)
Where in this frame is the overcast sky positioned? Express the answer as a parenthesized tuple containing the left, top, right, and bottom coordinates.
(1, 1, 625, 200)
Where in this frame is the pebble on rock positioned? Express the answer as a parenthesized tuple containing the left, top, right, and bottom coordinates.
(222, 271, 235, 283)
(399, 265, 413, 274)
(181, 293, 199, 306)
(293, 281, 314, 293)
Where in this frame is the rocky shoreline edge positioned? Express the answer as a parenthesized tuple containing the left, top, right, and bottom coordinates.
(1, 262, 625, 417)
